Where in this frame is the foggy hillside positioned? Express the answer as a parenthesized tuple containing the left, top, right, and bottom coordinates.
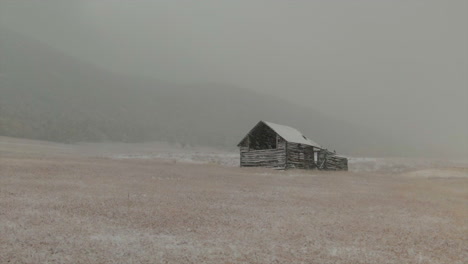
(0, 29, 401, 155)
(1, 1, 467, 158)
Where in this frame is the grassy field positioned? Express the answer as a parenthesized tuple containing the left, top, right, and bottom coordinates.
(0, 137, 467, 263)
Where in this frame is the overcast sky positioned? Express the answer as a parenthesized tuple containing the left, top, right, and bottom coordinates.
(1, 0, 467, 156)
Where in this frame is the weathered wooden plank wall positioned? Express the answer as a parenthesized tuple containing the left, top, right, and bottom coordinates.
(240, 136, 287, 169)
(286, 143, 316, 169)
(317, 150, 348, 171)
(240, 149, 286, 168)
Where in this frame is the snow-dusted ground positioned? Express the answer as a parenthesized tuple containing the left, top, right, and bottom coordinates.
(347, 157, 468, 174)
(105, 144, 467, 175)
(112, 152, 240, 167)
(1, 136, 466, 174)
(1, 136, 467, 263)
(402, 168, 468, 178)
(79, 141, 241, 167)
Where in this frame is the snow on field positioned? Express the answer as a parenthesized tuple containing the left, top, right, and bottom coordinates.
(403, 168, 468, 178)
(2, 149, 467, 264)
(112, 152, 240, 167)
(80, 141, 239, 167)
(110, 149, 468, 175)
(2, 136, 466, 174)
(1, 136, 467, 263)
(348, 157, 468, 174)
(102, 142, 468, 174)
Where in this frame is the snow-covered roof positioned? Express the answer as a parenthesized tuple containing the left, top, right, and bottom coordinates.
(263, 121, 321, 148)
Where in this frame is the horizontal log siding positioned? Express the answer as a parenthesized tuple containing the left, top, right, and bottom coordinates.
(324, 156, 348, 171)
(240, 138, 286, 169)
(286, 143, 316, 170)
(317, 150, 348, 171)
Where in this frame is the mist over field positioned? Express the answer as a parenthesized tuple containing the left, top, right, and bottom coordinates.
(1, 0, 467, 157)
(1, 2, 467, 263)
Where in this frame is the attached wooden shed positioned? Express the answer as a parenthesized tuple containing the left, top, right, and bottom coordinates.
(237, 121, 348, 170)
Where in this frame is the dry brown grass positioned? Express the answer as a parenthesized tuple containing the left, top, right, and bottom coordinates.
(0, 139, 467, 263)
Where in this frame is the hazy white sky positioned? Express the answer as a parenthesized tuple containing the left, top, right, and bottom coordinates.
(1, 0, 467, 155)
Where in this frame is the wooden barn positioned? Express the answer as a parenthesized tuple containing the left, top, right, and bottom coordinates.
(237, 121, 348, 170)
